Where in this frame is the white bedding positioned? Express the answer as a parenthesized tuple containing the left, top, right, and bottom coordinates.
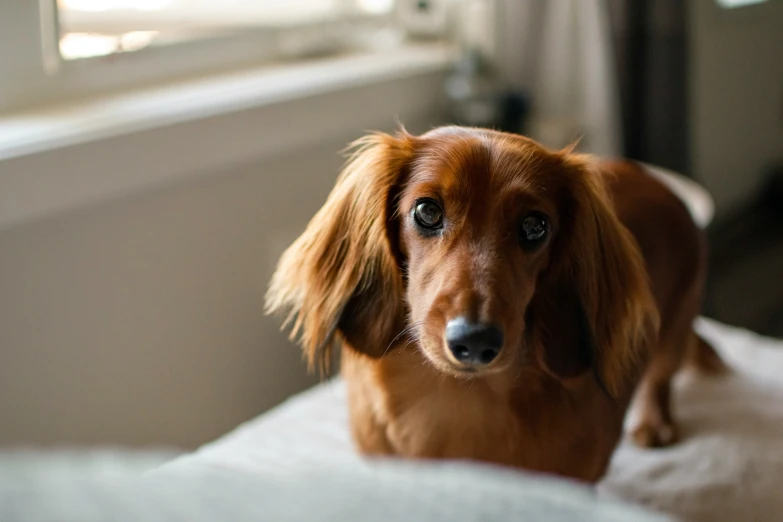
(155, 317, 783, 522)
(2, 457, 670, 522)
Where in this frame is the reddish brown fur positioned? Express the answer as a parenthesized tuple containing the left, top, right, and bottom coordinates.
(266, 126, 722, 483)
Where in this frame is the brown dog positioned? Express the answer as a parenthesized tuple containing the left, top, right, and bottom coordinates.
(266, 126, 724, 483)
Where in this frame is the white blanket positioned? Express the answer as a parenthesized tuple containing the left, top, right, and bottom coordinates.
(157, 318, 783, 522)
(2, 458, 670, 522)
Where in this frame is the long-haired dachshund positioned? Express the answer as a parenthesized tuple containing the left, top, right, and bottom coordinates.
(266, 126, 725, 483)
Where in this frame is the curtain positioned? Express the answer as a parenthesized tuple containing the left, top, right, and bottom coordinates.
(526, 0, 623, 158)
(494, 0, 689, 172)
(606, 0, 690, 174)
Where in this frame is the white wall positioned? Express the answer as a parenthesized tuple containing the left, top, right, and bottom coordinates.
(689, 0, 783, 215)
(0, 113, 444, 449)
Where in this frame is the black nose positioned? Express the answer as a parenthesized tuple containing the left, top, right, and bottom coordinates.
(445, 318, 504, 366)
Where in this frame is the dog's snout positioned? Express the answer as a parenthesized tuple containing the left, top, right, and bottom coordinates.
(445, 317, 504, 366)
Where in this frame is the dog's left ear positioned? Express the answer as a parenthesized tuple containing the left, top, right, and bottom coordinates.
(537, 154, 659, 400)
(265, 131, 415, 374)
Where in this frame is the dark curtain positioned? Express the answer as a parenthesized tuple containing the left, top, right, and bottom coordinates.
(606, 0, 690, 175)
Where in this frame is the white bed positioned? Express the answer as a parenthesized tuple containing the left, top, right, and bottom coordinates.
(2, 167, 781, 521)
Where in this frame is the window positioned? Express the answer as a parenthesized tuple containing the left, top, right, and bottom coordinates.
(57, 0, 397, 61)
(1, 0, 458, 114)
(715, 0, 768, 7)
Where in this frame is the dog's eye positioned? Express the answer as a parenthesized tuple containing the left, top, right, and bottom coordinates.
(413, 199, 444, 230)
(519, 213, 549, 249)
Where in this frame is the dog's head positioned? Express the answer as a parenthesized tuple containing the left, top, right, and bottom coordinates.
(266, 127, 657, 398)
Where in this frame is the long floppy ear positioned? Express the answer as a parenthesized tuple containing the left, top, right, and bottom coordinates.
(534, 154, 659, 400)
(265, 131, 415, 374)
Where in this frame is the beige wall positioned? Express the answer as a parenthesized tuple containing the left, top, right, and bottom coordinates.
(690, 0, 783, 215)
(0, 118, 438, 449)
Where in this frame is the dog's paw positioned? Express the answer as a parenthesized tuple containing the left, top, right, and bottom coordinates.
(630, 421, 679, 448)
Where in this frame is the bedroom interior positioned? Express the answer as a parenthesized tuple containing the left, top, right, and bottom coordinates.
(0, 0, 782, 520)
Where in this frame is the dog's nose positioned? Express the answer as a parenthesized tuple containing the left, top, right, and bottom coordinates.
(445, 317, 504, 366)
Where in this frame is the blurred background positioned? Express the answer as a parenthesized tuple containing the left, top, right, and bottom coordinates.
(0, 0, 781, 460)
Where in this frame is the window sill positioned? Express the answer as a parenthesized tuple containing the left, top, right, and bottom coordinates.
(0, 43, 456, 231)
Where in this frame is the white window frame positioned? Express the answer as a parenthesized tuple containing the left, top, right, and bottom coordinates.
(0, 0, 415, 114)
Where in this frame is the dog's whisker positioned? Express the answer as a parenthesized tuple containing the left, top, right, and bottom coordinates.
(380, 322, 423, 362)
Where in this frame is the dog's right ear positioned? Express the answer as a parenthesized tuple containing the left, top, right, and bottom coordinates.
(265, 131, 416, 374)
